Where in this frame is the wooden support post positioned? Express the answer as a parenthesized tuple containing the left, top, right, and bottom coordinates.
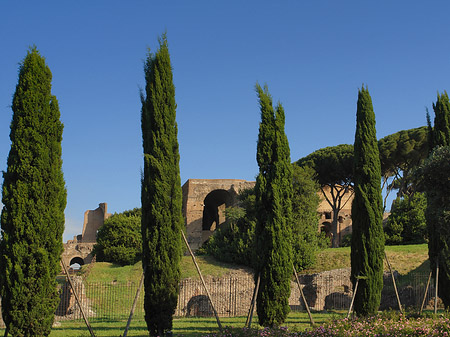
(420, 271, 432, 315)
(434, 257, 439, 314)
(123, 269, 145, 337)
(385, 252, 402, 313)
(60, 259, 96, 337)
(347, 278, 359, 319)
(181, 231, 222, 330)
(293, 265, 315, 327)
(245, 274, 260, 328)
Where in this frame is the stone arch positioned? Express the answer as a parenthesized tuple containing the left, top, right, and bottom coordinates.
(202, 189, 232, 231)
(182, 179, 256, 250)
(69, 256, 85, 268)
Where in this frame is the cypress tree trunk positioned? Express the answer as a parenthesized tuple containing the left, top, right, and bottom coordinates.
(254, 84, 293, 327)
(140, 34, 183, 337)
(0, 47, 66, 336)
(350, 86, 384, 316)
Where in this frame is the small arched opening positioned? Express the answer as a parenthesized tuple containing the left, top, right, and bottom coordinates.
(320, 221, 333, 247)
(69, 256, 85, 271)
(202, 189, 232, 231)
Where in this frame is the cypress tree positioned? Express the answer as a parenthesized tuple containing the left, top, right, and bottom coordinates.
(431, 91, 450, 148)
(0, 47, 66, 336)
(350, 86, 384, 316)
(254, 84, 293, 327)
(140, 34, 183, 337)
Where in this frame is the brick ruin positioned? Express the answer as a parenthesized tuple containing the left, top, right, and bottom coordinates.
(61, 179, 356, 266)
(61, 203, 111, 268)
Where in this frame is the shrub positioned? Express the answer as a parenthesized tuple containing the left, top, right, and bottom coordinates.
(93, 209, 142, 265)
(384, 193, 427, 245)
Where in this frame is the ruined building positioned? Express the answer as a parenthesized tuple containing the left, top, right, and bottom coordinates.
(61, 203, 111, 268)
(62, 180, 356, 267)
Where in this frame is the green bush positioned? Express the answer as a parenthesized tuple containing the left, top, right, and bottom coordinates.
(93, 209, 142, 265)
(384, 193, 427, 245)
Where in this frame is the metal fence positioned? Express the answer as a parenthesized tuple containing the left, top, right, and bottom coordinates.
(0, 272, 444, 327)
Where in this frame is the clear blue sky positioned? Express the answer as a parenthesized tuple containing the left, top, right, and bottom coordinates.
(1, 1, 448, 241)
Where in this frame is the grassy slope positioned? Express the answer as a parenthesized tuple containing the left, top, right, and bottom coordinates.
(303, 243, 429, 275)
(83, 244, 429, 283)
(84, 255, 253, 283)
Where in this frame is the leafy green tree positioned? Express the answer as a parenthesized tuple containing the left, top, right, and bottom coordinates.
(384, 193, 427, 245)
(254, 84, 292, 327)
(0, 47, 66, 336)
(296, 144, 354, 247)
(93, 209, 142, 265)
(427, 92, 450, 149)
(378, 126, 429, 207)
(198, 194, 256, 267)
(351, 86, 384, 316)
(291, 165, 323, 270)
(414, 146, 450, 308)
(140, 35, 183, 336)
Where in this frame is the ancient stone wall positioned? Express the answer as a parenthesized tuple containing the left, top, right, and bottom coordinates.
(182, 179, 255, 250)
(80, 203, 111, 243)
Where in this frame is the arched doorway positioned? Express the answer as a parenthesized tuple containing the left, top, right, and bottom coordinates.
(320, 221, 333, 247)
(69, 256, 85, 271)
(202, 189, 232, 231)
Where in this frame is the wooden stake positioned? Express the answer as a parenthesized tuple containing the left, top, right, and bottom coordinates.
(435, 257, 439, 314)
(123, 269, 145, 337)
(245, 274, 260, 328)
(293, 265, 315, 327)
(60, 259, 96, 337)
(347, 278, 359, 319)
(420, 271, 432, 315)
(385, 252, 402, 313)
(181, 231, 222, 330)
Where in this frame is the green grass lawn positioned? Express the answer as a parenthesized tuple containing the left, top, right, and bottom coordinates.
(0, 311, 342, 337)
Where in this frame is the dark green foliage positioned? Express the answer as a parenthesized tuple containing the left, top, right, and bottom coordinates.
(254, 84, 292, 327)
(291, 165, 322, 271)
(198, 201, 256, 267)
(351, 86, 384, 316)
(296, 144, 354, 247)
(430, 92, 450, 148)
(414, 146, 450, 308)
(197, 188, 257, 267)
(93, 209, 142, 265)
(384, 193, 427, 245)
(140, 35, 183, 336)
(378, 126, 429, 203)
(0, 47, 66, 336)
(201, 166, 323, 272)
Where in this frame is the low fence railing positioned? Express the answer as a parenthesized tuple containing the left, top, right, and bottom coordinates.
(0, 272, 444, 327)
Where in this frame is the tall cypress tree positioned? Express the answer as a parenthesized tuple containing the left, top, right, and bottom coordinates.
(140, 34, 183, 337)
(254, 84, 293, 327)
(431, 91, 450, 148)
(350, 86, 384, 316)
(0, 47, 66, 336)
